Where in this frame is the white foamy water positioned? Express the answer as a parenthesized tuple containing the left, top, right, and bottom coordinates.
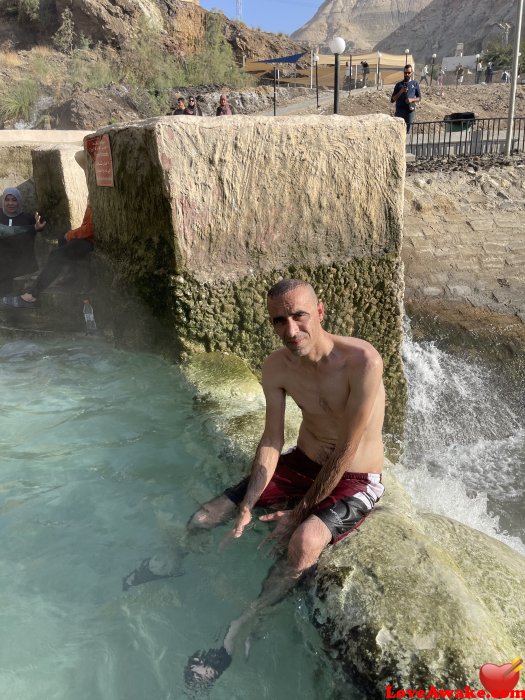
(398, 329, 525, 554)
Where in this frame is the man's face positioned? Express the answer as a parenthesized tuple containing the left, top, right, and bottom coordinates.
(267, 288, 324, 357)
(178, 99, 185, 109)
(403, 68, 412, 80)
(4, 194, 18, 215)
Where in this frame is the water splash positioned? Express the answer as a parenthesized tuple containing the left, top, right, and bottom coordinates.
(398, 320, 525, 553)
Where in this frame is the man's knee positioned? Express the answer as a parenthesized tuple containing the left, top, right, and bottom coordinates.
(287, 517, 331, 572)
(188, 495, 236, 529)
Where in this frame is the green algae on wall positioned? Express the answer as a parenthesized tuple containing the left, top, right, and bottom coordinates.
(171, 256, 406, 436)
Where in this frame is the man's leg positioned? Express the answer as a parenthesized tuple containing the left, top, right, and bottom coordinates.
(123, 495, 237, 590)
(185, 515, 332, 689)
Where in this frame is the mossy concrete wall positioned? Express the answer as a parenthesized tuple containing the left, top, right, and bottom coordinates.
(86, 114, 407, 431)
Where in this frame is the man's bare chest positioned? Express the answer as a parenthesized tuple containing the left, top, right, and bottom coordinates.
(284, 368, 349, 418)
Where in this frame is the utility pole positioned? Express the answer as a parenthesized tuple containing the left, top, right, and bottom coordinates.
(236, 0, 242, 21)
(505, 2, 524, 155)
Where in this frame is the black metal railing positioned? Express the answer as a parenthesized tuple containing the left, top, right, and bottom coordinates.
(407, 116, 525, 160)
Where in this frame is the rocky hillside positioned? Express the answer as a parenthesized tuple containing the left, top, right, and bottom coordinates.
(0, 0, 305, 61)
(375, 0, 516, 59)
(291, 0, 434, 52)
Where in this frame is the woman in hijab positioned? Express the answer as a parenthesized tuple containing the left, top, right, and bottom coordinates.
(0, 188, 46, 295)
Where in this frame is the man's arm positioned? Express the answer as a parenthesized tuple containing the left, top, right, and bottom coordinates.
(291, 345, 383, 525)
(390, 83, 406, 103)
(232, 354, 285, 537)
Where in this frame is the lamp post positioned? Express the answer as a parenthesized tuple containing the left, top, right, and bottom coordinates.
(329, 36, 346, 114)
(430, 53, 436, 86)
(314, 53, 319, 108)
(505, 0, 524, 155)
(377, 51, 381, 89)
(404, 48, 410, 66)
(475, 53, 480, 84)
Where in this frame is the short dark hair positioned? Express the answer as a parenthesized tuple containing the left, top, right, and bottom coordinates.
(177, 96, 185, 102)
(267, 279, 316, 299)
(404, 64, 412, 71)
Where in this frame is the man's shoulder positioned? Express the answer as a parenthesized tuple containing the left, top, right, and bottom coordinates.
(333, 335, 383, 366)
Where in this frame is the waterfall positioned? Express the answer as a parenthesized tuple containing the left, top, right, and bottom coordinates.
(395, 320, 525, 554)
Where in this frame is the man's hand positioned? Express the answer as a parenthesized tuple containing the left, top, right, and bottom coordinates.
(258, 510, 297, 556)
(219, 505, 252, 551)
(34, 212, 46, 231)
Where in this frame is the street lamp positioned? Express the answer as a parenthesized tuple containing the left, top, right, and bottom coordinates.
(314, 53, 320, 108)
(404, 48, 410, 65)
(430, 53, 436, 86)
(329, 36, 346, 114)
(505, 2, 524, 154)
(377, 51, 381, 90)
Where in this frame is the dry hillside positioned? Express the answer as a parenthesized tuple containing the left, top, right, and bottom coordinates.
(292, 0, 433, 52)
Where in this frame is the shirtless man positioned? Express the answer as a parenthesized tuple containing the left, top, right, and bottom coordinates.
(185, 278, 385, 688)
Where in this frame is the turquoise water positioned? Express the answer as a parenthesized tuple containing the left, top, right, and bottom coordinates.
(0, 337, 340, 700)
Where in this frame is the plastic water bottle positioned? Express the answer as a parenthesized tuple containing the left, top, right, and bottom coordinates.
(83, 299, 97, 333)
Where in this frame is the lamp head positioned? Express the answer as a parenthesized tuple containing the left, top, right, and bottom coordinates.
(329, 37, 346, 55)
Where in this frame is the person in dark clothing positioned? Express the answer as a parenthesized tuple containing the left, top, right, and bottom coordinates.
(172, 97, 186, 115)
(0, 187, 46, 295)
(185, 96, 202, 116)
(2, 151, 93, 308)
(390, 64, 421, 134)
(216, 94, 234, 116)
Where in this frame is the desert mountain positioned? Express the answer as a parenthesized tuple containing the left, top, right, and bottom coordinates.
(375, 0, 518, 60)
(291, 0, 434, 52)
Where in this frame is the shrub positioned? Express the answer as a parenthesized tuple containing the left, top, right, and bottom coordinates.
(53, 8, 75, 54)
(0, 79, 40, 123)
(17, 0, 39, 23)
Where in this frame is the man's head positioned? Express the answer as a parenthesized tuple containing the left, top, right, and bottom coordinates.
(2, 187, 22, 217)
(403, 64, 413, 79)
(177, 97, 185, 109)
(220, 95, 228, 106)
(267, 279, 325, 357)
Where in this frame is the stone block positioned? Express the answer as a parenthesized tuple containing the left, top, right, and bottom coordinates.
(466, 218, 495, 232)
(32, 145, 89, 238)
(85, 115, 407, 435)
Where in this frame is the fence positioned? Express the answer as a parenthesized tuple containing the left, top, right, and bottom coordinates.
(407, 116, 525, 160)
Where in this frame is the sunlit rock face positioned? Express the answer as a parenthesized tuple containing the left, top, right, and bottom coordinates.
(86, 113, 406, 431)
(314, 472, 525, 697)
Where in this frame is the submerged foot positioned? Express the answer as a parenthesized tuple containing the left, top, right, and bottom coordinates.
(1, 294, 36, 308)
(184, 647, 232, 690)
(122, 557, 183, 591)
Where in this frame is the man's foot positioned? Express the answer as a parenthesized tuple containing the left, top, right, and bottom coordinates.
(184, 647, 232, 690)
(1, 294, 36, 308)
(122, 557, 183, 591)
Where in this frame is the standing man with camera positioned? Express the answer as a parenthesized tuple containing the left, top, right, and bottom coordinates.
(391, 64, 421, 134)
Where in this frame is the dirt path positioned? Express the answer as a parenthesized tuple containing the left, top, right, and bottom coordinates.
(258, 83, 525, 121)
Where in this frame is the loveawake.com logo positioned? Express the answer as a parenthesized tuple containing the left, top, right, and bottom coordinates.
(385, 656, 524, 699)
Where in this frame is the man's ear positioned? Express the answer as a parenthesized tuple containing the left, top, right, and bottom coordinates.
(318, 302, 325, 322)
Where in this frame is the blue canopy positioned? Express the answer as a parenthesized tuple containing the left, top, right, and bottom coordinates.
(256, 52, 307, 64)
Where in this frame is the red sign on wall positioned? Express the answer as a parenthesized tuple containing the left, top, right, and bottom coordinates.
(84, 134, 114, 187)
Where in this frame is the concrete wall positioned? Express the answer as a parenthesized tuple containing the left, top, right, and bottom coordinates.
(403, 166, 525, 322)
(87, 114, 407, 432)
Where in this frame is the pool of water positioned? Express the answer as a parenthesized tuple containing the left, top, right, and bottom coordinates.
(1, 328, 523, 700)
(0, 336, 340, 700)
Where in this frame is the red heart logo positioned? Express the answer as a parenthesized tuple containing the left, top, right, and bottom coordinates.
(479, 662, 520, 698)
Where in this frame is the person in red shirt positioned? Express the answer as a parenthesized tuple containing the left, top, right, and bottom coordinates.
(16, 204, 93, 305)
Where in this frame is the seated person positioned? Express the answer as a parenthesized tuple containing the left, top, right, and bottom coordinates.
(185, 96, 202, 116)
(2, 203, 94, 307)
(171, 97, 186, 115)
(216, 94, 234, 116)
(0, 187, 46, 295)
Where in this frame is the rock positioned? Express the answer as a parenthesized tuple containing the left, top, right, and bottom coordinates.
(313, 470, 525, 697)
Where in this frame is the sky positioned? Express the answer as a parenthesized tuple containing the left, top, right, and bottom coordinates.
(200, 0, 321, 36)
